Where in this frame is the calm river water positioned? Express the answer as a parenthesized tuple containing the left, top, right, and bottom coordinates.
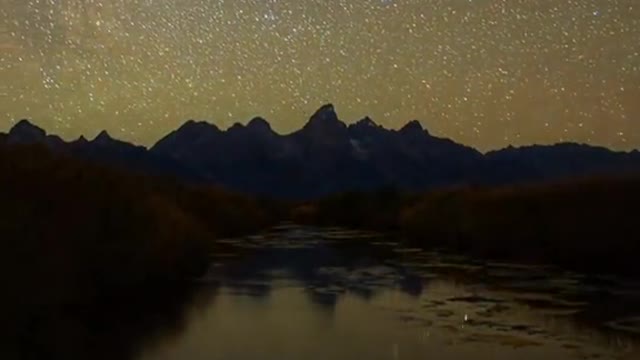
(136, 224, 640, 360)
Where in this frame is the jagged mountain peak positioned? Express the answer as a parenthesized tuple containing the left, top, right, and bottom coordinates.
(401, 119, 423, 131)
(6, 119, 68, 149)
(12, 118, 39, 128)
(400, 120, 429, 136)
(349, 117, 388, 141)
(227, 122, 245, 132)
(355, 116, 378, 127)
(247, 116, 272, 131)
(3, 105, 637, 199)
(74, 135, 89, 144)
(9, 119, 47, 139)
(152, 119, 222, 153)
(315, 103, 336, 114)
(226, 117, 273, 134)
(179, 119, 220, 132)
(94, 130, 113, 143)
(302, 104, 347, 135)
(307, 103, 340, 123)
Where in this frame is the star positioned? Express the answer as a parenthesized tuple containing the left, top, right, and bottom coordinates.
(1, 0, 638, 150)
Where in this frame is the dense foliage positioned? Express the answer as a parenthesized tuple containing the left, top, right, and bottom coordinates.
(292, 178, 640, 276)
(0, 143, 280, 359)
(2, 140, 639, 358)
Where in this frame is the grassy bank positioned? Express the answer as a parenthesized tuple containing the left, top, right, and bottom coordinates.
(0, 143, 281, 359)
(291, 178, 640, 277)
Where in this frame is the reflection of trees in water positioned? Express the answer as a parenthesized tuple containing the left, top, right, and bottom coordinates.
(215, 241, 426, 312)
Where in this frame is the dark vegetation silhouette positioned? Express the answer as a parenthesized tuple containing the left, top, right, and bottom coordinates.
(0, 142, 280, 359)
(2, 108, 640, 358)
(2, 112, 640, 280)
(291, 177, 640, 277)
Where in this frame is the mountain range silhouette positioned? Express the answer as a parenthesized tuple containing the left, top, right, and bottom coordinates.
(3, 104, 640, 198)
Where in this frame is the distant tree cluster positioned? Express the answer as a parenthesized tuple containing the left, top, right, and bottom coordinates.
(0, 143, 280, 359)
(293, 178, 640, 277)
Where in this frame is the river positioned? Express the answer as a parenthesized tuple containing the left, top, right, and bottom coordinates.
(134, 224, 640, 360)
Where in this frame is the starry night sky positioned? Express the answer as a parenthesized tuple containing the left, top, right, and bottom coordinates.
(1, 0, 638, 151)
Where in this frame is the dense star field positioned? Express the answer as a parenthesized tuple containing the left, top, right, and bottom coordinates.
(1, 0, 638, 150)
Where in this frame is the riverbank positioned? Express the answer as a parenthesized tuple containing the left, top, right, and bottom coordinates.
(0, 143, 282, 359)
(2, 142, 639, 358)
(291, 177, 640, 278)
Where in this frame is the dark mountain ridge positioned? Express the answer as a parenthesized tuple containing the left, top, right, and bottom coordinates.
(2, 120, 201, 182)
(3, 104, 640, 198)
